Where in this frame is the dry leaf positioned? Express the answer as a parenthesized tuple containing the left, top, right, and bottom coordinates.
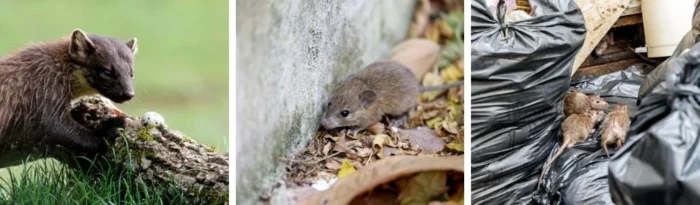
(355, 147, 373, 158)
(326, 160, 342, 170)
(372, 134, 393, 150)
(442, 120, 459, 134)
(437, 41, 463, 69)
(425, 23, 441, 43)
(446, 141, 464, 152)
(437, 19, 454, 39)
(399, 127, 445, 154)
(409, 0, 433, 38)
(421, 73, 445, 101)
(426, 117, 443, 129)
(322, 142, 332, 156)
(397, 171, 448, 205)
(338, 159, 357, 179)
(440, 65, 464, 83)
(391, 39, 441, 81)
(367, 123, 385, 135)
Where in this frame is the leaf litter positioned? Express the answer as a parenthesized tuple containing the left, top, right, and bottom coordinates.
(281, 0, 464, 204)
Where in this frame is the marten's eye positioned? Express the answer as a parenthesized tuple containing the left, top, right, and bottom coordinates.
(340, 110, 350, 117)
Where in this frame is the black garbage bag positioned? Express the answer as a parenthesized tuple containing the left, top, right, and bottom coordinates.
(608, 41, 700, 205)
(534, 64, 649, 205)
(470, 0, 585, 204)
(638, 1, 700, 101)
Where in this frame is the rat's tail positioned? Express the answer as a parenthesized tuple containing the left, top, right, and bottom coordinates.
(419, 80, 464, 92)
(537, 138, 570, 190)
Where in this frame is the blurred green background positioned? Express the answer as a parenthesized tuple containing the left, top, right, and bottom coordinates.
(0, 0, 228, 180)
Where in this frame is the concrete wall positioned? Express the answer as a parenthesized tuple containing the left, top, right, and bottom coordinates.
(236, 0, 416, 204)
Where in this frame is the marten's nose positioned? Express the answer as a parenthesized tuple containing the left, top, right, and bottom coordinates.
(123, 91, 135, 100)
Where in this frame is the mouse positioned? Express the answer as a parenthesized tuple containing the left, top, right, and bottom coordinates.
(320, 60, 463, 135)
(537, 109, 602, 188)
(601, 104, 630, 158)
(564, 91, 608, 117)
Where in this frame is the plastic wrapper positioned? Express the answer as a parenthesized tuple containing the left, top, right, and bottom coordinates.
(470, 0, 585, 204)
(608, 42, 700, 205)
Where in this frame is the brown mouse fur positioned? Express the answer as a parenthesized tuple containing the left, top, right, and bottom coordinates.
(601, 104, 630, 158)
(564, 91, 608, 117)
(0, 29, 137, 168)
(537, 110, 602, 188)
(321, 60, 421, 132)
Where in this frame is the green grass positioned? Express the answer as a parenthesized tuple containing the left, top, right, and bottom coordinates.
(0, 0, 228, 203)
(0, 140, 209, 205)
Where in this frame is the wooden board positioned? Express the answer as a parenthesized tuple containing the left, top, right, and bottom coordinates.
(572, 0, 632, 76)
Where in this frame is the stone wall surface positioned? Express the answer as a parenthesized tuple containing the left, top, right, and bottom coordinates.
(236, 0, 415, 204)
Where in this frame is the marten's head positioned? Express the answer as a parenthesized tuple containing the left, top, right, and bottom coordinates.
(68, 29, 137, 104)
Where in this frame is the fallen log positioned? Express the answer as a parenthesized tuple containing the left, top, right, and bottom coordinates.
(69, 96, 229, 204)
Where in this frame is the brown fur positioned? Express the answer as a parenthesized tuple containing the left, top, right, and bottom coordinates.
(538, 110, 601, 188)
(564, 91, 608, 117)
(601, 104, 630, 158)
(320, 60, 420, 132)
(0, 29, 137, 168)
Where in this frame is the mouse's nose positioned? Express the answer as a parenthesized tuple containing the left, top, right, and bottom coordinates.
(321, 119, 333, 129)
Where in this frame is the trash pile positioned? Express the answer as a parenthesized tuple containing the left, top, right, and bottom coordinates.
(473, 0, 700, 204)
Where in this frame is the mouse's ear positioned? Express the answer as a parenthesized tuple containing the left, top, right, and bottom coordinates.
(359, 90, 376, 108)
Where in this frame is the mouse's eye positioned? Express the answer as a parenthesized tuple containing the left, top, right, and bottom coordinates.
(340, 110, 350, 117)
(327, 102, 331, 107)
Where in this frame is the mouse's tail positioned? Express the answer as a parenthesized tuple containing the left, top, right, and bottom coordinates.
(537, 138, 570, 190)
(419, 80, 464, 92)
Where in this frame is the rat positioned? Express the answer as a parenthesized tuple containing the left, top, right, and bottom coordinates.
(601, 104, 630, 158)
(320, 60, 463, 135)
(0, 29, 137, 169)
(537, 109, 602, 188)
(563, 90, 609, 117)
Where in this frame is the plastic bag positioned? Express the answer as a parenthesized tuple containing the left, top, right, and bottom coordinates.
(608, 42, 700, 205)
(534, 64, 649, 205)
(470, 0, 585, 204)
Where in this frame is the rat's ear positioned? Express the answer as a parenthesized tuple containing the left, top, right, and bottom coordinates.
(125, 37, 138, 55)
(359, 90, 376, 108)
(69, 29, 95, 59)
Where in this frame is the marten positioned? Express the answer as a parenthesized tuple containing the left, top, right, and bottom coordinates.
(0, 29, 138, 168)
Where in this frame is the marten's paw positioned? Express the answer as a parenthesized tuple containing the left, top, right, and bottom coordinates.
(98, 116, 127, 140)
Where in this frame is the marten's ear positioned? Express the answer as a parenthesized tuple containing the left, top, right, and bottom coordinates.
(69, 29, 95, 59)
(359, 90, 376, 108)
(125, 38, 138, 55)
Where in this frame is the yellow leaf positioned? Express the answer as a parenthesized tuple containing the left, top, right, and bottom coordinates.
(426, 117, 443, 129)
(421, 73, 444, 102)
(437, 19, 454, 39)
(338, 159, 356, 179)
(446, 141, 464, 152)
(372, 134, 393, 150)
(426, 23, 441, 43)
(442, 120, 460, 134)
(397, 171, 448, 205)
(440, 65, 464, 83)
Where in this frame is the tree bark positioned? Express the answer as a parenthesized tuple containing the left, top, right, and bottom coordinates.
(70, 96, 229, 204)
